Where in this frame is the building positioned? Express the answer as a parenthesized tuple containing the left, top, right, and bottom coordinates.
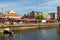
(29, 11, 42, 18)
(29, 11, 51, 20)
(5, 10, 20, 18)
(0, 12, 3, 18)
(22, 11, 51, 20)
(0, 12, 4, 23)
(57, 6, 60, 21)
(22, 11, 42, 19)
(22, 14, 29, 18)
(41, 12, 50, 20)
(49, 13, 57, 20)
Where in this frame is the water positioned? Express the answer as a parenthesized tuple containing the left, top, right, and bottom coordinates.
(0, 28, 60, 40)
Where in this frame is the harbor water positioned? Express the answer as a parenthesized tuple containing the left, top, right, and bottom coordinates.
(0, 28, 60, 40)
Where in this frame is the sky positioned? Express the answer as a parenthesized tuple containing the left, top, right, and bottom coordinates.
(0, 0, 60, 15)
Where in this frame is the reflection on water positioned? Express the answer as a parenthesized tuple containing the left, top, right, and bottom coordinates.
(0, 28, 60, 40)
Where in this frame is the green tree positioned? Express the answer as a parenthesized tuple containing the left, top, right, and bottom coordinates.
(37, 15, 44, 20)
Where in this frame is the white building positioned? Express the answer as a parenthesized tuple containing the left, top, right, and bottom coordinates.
(5, 10, 20, 18)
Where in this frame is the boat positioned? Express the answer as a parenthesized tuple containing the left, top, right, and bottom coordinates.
(3, 28, 13, 36)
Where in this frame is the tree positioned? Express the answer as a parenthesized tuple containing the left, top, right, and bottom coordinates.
(37, 15, 44, 20)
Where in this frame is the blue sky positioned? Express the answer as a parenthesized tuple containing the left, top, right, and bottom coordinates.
(0, 0, 60, 15)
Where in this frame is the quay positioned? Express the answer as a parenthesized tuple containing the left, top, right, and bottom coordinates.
(0, 23, 59, 32)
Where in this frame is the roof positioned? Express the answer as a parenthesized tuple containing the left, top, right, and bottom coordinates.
(0, 15, 4, 18)
(5, 13, 20, 16)
(14, 18, 21, 20)
(5, 10, 20, 16)
(20, 18, 36, 21)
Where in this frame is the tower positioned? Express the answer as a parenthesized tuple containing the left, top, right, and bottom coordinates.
(57, 6, 60, 22)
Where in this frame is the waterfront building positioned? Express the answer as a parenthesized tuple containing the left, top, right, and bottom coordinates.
(41, 12, 50, 20)
(22, 10, 58, 22)
(0, 12, 2, 15)
(5, 10, 20, 18)
(4, 10, 21, 24)
(0, 12, 4, 23)
(29, 11, 42, 18)
(22, 11, 42, 19)
(0, 12, 3, 18)
(22, 14, 29, 18)
(22, 11, 50, 20)
(49, 13, 57, 20)
(57, 6, 60, 21)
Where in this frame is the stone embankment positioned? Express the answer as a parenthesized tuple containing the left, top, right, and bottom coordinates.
(0, 23, 58, 31)
(0, 23, 59, 32)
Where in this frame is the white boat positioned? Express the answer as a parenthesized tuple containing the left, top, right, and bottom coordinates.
(3, 28, 13, 36)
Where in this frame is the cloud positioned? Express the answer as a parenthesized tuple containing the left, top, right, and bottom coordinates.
(0, 0, 59, 14)
(0, 1, 18, 8)
(39, 0, 60, 7)
(34, 0, 59, 12)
